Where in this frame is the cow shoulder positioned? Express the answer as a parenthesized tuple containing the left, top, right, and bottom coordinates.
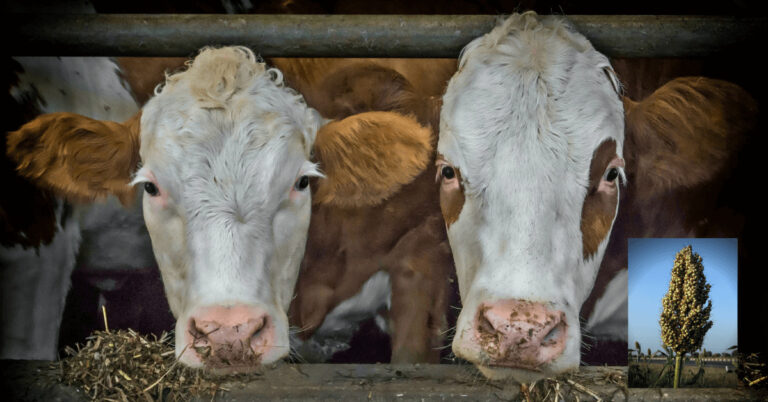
(313, 111, 432, 208)
(624, 77, 757, 196)
(7, 112, 141, 206)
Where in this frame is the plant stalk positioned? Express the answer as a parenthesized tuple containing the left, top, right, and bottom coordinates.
(674, 354, 682, 388)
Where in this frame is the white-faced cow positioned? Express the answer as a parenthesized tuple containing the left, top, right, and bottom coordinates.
(7, 47, 444, 370)
(437, 12, 756, 381)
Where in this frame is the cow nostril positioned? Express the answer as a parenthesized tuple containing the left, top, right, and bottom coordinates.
(477, 311, 496, 335)
(188, 318, 205, 341)
(249, 316, 269, 343)
(541, 320, 566, 346)
(190, 318, 221, 338)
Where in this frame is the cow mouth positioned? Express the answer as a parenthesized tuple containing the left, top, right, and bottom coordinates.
(180, 324, 275, 372)
(191, 341, 264, 368)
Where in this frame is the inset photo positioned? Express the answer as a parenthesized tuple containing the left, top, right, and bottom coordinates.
(628, 238, 737, 388)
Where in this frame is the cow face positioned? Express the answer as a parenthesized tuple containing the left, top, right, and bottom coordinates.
(437, 13, 624, 381)
(7, 46, 434, 371)
(132, 47, 322, 368)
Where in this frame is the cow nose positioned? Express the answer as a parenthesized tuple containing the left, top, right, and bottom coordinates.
(474, 299, 567, 369)
(184, 304, 274, 368)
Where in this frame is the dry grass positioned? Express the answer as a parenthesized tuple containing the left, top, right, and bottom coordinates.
(523, 367, 627, 401)
(456, 366, 627, 401)
(737, 353, 768, 388)
(52, 309, 628, 401)
(56, 328, 232, 401)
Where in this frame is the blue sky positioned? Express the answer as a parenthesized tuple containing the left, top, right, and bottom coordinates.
(628, 238, 738, 354)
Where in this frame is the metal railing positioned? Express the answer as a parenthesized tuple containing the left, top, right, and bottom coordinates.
(8, 14, 767, 57)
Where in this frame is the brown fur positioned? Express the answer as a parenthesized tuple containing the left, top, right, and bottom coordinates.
(295, 174, 453, 362)
(623, 77, 756, 201)
(116, 57, 187, 105)
(581, 75, 757, 352)
(439, 165, 465, 229)
(6, 112, 141, 207)
(284, 59, 457, 363)
(611, 58, 705, 101)
(286, 59, 454, 209)
(313, 111, 433, 208)
(269, 58, 456, 122)
(311, 63, 421, 120)
(580, 140, 618, 260)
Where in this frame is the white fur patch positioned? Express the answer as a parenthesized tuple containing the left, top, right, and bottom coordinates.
(0, 201, 81, 359)
(585, 269, 628, 341)
(12, 57, 137, 122)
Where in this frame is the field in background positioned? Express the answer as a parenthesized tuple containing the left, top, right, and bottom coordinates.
(629, 361, 739, 387)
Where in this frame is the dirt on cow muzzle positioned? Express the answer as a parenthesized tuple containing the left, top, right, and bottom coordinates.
(187, 324, 265, 371)
(190, 341, 263, 373)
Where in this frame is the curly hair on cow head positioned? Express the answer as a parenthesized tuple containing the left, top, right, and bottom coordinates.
(159, 46, 265, 109)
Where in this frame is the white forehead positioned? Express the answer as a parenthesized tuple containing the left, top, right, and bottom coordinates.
(137, 47, 321, 196)
(439, 13, 624, 195)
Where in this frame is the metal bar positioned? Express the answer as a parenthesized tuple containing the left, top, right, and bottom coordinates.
(8, 14, 766, 57)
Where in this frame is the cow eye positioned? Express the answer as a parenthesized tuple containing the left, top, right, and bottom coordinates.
(442, 166, 456, 180)
(295, 175, 309, 191)
(144, 182, 160, 197)
(605, 167, 619, 182)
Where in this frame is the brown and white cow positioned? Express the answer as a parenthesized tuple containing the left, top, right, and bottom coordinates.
(437, 12, 756, 382)
(270, 58, 456, 363)
(6, 47, 441, 370)
(1, 55, 141, 360)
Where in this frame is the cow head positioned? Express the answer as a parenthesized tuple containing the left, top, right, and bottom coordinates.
(437, 13, 625, 381)
(6, 47, 433, 371)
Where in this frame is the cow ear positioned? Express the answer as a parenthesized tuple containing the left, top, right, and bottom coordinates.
(6, 112, 142, 207)
(624, 77, 757, 196)
(312, 111, 433, 208)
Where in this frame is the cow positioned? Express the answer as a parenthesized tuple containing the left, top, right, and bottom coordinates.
(269, 58, 456, 363)
(436, 12, 756, 382)
(3, 53, 458, 365)
(2, 0, 182, 361)
(6, 46, 450, 370)
(1, 56, 140, 360)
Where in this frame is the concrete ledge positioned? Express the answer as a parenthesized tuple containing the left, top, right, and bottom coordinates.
(2, 361, 767, 401)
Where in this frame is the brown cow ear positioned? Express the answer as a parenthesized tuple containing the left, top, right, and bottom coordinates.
(7, 111, 142, 207)
(312, 111, 433, 208)
(624, 77, 757, 196)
